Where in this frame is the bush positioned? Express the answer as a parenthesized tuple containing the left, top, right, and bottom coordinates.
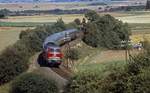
(10, 73, 58, 93)
(74, 18, 81, 25)
(0, 14, 5, 18)
(0, 44, 29, 85)
(65, 49, 80, 61)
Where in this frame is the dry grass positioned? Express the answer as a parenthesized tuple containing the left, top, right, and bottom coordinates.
(0, 27, 29, 52)
(1, 11, 150, 24)
(0, 83, 10, 93)
(130, 34, 150, 44)
(0, 14, 84, 23)
(116, 14, 150, 23)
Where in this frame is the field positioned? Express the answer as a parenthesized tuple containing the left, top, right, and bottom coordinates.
(0, 2, 91, 11)
(0, 14, 84, 24)
(0, 11, 150, 92)
(0, 11, 150, 53)
(0, 22, 53, 27)
(0, 27, 29, 52)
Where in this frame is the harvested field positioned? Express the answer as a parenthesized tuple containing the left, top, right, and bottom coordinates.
(0, 14, 84, 23)
(117, 14, 150, 23)
(0, 27, 29, 52)
(0, 2, 96, 11)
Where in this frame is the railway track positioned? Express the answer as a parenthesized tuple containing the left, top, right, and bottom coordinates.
(51, 67, 72, 80)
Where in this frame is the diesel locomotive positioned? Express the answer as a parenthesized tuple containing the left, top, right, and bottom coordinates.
(40, 29, 81, 67)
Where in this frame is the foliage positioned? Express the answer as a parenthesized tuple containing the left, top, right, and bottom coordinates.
(74, 18, 81, 25)
(0, 14, 5, 18)
(0, 19, 70, 85)
(67, 42, 150, 93)
(66, 61, 126, 93)
(85, 10, 99, 22)
(83, 11, 131, 49)
(0, 9, 10, 18)
(65, 49, 80, 61)
(0, 44, 29, 85)
(146, 0, 150, 10)
(0, 9, 89, 16)
(10, 73, 58, 93)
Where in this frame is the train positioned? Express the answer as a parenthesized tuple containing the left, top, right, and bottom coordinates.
(39, 29, 82, 67)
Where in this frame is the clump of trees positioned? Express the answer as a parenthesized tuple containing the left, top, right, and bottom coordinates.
(146, 0, 150, 10)
(83, 10, 131, 49)
(10, 73, 58, 93)
(0, 14, 5, 18)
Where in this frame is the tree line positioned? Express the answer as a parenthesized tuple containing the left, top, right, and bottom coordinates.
(0, 9, 89, 16)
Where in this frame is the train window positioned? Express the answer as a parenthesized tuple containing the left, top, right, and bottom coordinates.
(48, 48, 55, 52)
(55, 49, 61, 52)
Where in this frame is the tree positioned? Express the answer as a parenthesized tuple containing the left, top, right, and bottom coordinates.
(54, 18, 66, 31)
(85, 10, 99, 22)
(10, 73, 58, 93)
(74, 18, 81, 25)
(0, 14, 5, 18)
(83, 11, 131, 49)
(146, 0, 150, 10)
(65, 49, 80, 61)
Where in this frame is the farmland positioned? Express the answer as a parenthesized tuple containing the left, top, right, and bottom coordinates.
(0, 11, 150, 53)
(0, 27, 29, 52)
(0, 11, 150, 52)
(0, 10, 150, 93)
(0, 14, 83, 23)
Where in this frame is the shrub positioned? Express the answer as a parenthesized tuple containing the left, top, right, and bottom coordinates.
(65, 49, 80, 61)
(0, 45, 29, 85)
(74, 18, 81, 25)
(0, 14, 5, 18)
(10, 73, 58, 93)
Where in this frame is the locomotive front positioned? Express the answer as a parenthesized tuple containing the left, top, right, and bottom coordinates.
(43, 44, 63, 67)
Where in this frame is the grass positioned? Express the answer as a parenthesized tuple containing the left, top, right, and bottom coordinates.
(0, 22, 53, 27)
(128, 23, 150, 44)
(116, 14, 150, 23)
(75, 61, 126, 77)
(0, 27, 29, 52)
(129, 23, 150, 33)
(130, 34, 150, 44)
(0, 14, 84, 24)
(0, 83, 10, 93)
